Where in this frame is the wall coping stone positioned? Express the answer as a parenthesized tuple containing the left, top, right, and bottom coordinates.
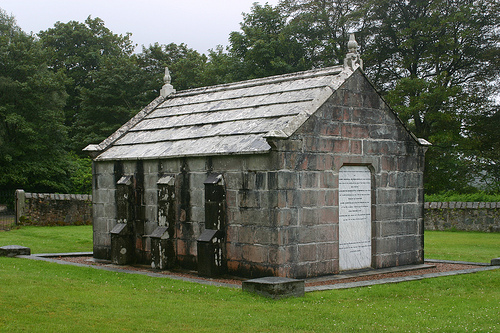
(425, 202, 500, 209)
(24, 192, 91, 201)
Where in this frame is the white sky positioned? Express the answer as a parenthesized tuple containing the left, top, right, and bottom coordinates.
(1, 0, 280, 54)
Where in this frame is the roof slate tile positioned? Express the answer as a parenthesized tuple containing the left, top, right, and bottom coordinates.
(94, 66, 351, 161)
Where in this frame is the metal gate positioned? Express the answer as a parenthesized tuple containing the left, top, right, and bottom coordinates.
(0, 191, 16, 230)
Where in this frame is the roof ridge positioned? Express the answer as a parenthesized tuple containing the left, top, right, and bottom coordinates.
(171, 65, 344, 98)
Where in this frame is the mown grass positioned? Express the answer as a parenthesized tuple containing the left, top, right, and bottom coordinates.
(0, 225, 92, 253)
(0, 257, 498, 332)
(425, 230, 500, 263)
(0, 227, 499, 332)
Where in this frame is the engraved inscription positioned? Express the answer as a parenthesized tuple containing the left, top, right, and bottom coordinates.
(339, 166, 371, 270)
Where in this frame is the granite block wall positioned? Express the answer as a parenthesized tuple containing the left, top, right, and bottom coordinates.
(425, 202, 500, 232)
(15, 189, 92, 227)
(91, 70, 426, 279)
(268, 70, 426, 278)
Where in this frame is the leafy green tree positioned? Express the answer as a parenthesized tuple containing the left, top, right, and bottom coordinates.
(272, 0, 499, 193)
(229, 3, 309, 80)
(38, 17, 135, 139)
(73, 55, 156, 151)
(200, 46, 241, 86)
(136, 42, 208, 91)
(466, 106, 500, 193)
(0, 9, 71, 193)
(360, 0, 500, 193)
(73, 42, 209, 151)
(280, 0, 366, 67)
(67, 154, 93, 194)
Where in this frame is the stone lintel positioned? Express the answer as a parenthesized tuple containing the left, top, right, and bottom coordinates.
(242, 276, 305, 299)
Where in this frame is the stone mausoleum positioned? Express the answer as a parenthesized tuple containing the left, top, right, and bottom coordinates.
(85, 36, 430, 279)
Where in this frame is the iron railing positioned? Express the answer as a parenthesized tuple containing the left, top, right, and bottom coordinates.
(0, 190, 16, 230)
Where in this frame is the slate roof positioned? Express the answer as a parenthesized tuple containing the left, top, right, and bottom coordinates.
(89, 65, 362, 161)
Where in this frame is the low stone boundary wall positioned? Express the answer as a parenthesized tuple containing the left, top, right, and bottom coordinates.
(424, 202, 500, 232)
(16, 190, 92, 226)
(11, 191, 500, 231)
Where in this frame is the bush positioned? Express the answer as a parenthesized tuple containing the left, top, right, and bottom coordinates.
(425, 191, 500, 202)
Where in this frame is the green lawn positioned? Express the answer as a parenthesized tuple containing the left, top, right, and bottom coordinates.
(0, 225, 92, 253)
(0, 227, 499, 332)
(425, 230, 500, 263)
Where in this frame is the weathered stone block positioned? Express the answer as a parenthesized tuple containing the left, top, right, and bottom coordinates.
(247, 155, 271, 171)
(317, 242, 338, 261)
(374, 253, 398, 268)
(397, 235, 419, 253)
(319, 207, 338, 224)
(144, 174, 159, 189)
(375, 237, 398, 254)
(97, 173, 116, 190)
(403, 204, 421, 219)
(185, 157, 206, 172)
(300, 208, 320, 226)
(377, 188, 397, 205)
(242, 244, 268, 263)
(159, 159, 181, 173)
(267, 172, 278, 190)
(239, 189, 261, 208)
(239, 209, 270, 226)
(377, 205, 402, 220)
(212, 155, 245, 171)
(122, 161, 136, 175)
(242, 277, 305, 299)
(298, 243, 316, 262)
(320, 171, 336, 188)
(277, 209, 299, 227)
(299, 189, 319, 207)
(316, 154, 334, 170)
(94, 161, 114, 174)
(277, 171, 297, 189)
(189, 173, 207, 190)
(0, 245, 31, 257)
(299, 171, 320, 188)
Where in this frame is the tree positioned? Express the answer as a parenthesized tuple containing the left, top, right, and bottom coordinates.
(280, 0, 366, 67)
(200, 45, 241, 86)
(360, 0, 500, 193)
(38, 17, 135, 136)
(73, 42, 210, 151)
(73, 55, 156, 151)
(466, 106, 500, 193)
(229, 3, 309, 80)
(136, 42, 208, 91)
(0, 9, 71, 193)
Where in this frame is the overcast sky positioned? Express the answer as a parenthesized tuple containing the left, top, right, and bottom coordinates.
(1, 0, 280, 54)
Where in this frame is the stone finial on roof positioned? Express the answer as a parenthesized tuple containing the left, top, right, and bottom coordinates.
(160, 67, 176, 97)
(344, 33, 363, 71)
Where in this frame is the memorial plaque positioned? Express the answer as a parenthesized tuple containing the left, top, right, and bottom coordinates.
(339, 166, 371, 270)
